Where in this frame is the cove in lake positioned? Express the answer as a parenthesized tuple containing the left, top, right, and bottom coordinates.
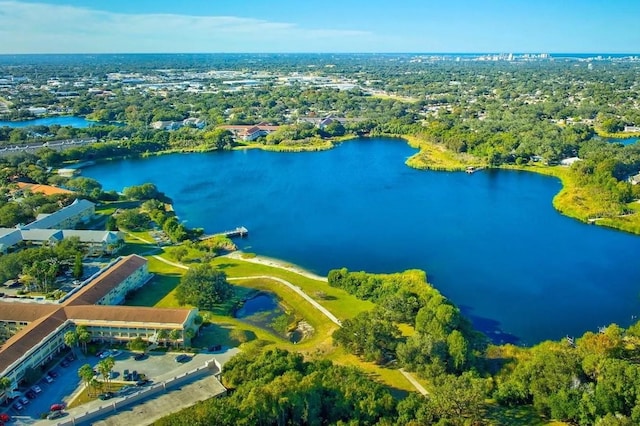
(602, 136, 638, 146)
(0, 116, 100, 128)
(84, 137, 640, 345)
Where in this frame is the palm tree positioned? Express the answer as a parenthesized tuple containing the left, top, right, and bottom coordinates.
(77, 325, 91, 354)
(78, 364, 96, 396)
(64, 330, 79, 355)
(97, 356, 115, 389)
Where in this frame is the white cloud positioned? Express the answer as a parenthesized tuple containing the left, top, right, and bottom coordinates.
(0, 1, 374, 53)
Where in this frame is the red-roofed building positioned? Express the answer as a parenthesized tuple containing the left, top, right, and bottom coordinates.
(0, 255, 199, 400)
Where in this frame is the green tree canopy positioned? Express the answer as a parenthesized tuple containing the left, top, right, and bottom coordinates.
(175, 264, 232, 310)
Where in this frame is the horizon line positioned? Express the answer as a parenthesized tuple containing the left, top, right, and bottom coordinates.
(0, 51, 639, 56)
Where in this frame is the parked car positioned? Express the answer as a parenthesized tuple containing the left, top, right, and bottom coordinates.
(174, 354, 190, 363)
(18, 396, 29, 405)
(61, 360, 70, 368)
(98, 392, 114, 400)
(118, 385, 135, 396)
(25, 390, 36, 400)
(110, 349, 122, 357)
(135, 378, 150, 386)
(99, 350, 112, 359)
(43, 375, 53, 383)
(208, 344, 222, 352)
(32, 385, 42, 394)
(50, 403, 65, 411)
(66, 354, 76, 362)
(12, 402, 23, 411)
(47, 410, 64, 420)
(0, 413, 11, 423)
(48, 370, 58, 378)
(134, 352, 147, 361)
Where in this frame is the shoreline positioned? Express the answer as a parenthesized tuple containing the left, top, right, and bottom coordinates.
(71, 133, 640, 236)
(223, 251, 328, 282)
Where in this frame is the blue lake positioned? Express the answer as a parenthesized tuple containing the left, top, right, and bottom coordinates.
(0, 116, 96, 128)
(604, 136, 638, 146)
(84, 137, 640, 345)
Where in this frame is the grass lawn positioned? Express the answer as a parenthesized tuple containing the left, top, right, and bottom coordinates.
(67, 382, 126, 409)
(404, 134, 481, 171)
(211, 256, 375, 321)
(323, 348, 415, 397)
(228, 277, 340, 351)
(124, 252, 433, 397)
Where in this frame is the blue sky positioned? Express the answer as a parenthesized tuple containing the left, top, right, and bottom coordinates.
(1, 0, 638, 54)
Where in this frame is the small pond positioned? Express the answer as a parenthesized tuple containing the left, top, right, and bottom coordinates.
(235, 293, 301, 342)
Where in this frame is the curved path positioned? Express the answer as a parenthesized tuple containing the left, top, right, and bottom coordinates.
(149, 253, 429, 395)
(225, 251, 328, 282)
(228, 275, 341, 326)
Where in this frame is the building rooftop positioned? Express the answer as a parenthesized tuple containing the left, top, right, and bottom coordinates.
(0, 254, 195, 377)
(65, 254, 147, 306)
(22, 199, 95, 230)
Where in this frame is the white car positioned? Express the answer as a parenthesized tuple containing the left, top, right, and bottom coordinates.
(110, 349, 121, 357)
(99, 350, 112, 359)
(32, 385, 42, 394)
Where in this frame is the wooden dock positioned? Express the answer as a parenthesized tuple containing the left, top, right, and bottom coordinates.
(465, 166, 485, 174)
(200, 226, 248, 240)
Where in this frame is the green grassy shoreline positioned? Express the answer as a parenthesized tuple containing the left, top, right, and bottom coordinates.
(401, 134, 640, 236)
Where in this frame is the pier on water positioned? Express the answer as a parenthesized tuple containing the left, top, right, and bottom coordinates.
(200, 226, 248, 240)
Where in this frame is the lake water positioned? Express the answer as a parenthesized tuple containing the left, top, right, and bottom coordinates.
(604, 136, 638, 146)
(0, 116, 96, 128)
(84, 137, 640, 345)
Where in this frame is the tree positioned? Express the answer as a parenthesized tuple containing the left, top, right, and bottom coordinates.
(73, 253, 83, 280)
(332, 310, 401, 364)
(78, 364, 96, 396)
(64, 330, 79, 355)
(77, 325, 91, 354)
(169, 329, 182, 348)
(175, 264, 233, 310)
(24, 258, 58, 294)
(66, 177, 102, 197)
(123, 183, 168, 201)
(0, 377, 12, 396)
(127, 336, 147, 352)
(157, 329, 169, 347)
(97, 356, 115, 387)
(204, 128, 234, 150)
(428, 372, 489, 424)
(115, 209, 150, 231)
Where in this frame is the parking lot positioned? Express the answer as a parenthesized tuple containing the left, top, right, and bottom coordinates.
(3, 347, 238, 425)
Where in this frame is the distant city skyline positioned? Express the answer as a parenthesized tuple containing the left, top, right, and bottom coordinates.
(1, 0, 639, 54)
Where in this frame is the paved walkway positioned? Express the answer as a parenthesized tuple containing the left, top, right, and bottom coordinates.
(151, 255, 189, 270)
(229, 276, 341, 326)
(148, 253, 429, 396)
(400, 369, 428, 396)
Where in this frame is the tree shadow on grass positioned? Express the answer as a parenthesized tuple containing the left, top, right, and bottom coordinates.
(215, 262, 239, 271)
(193, 323, 258, 348)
